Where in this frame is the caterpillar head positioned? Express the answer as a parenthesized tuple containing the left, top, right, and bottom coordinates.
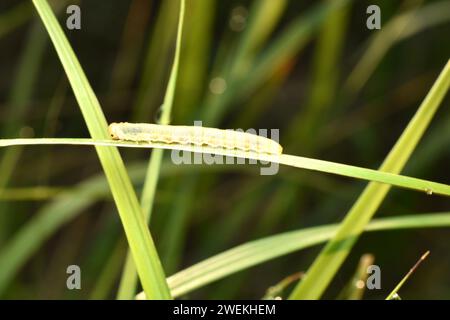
(108, 123, 121, 140)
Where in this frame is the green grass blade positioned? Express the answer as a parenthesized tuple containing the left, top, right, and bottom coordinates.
(1, 138, 449, 196)
(385, 251, 430, 300)
(0, 154, 448, 298)
(289, 59, 450, 299)
(134, 212, 450, 298)
(117, 0, 185, 299)
(31, 0, 170, 299)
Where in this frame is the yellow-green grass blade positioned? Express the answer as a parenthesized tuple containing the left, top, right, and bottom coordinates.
(385, 251, 430, 300)
(136, 212, 450, 298)
(117, 0, 185, 299)
(289, 59, 450, 299)
(31, 0, 170, 299)
(0, 157, 448, 298)
(1, 138, 449, 197)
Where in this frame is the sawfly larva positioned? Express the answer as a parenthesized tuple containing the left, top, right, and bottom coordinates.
(108, 122, 283, 155)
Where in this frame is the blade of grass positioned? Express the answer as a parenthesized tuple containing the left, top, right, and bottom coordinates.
(162, 1, 351, 296)
(385, 251, 430, 300)
(116, 0, 185, 299)
(135, 212, 450, 298)
(289, 59, 450, 299)
(223, 0, 449, 259)
(1, 138, 449, 196)
(262, 272, 304, 300)
(0, 157, 447, 298)
(31, 0, 170, 299)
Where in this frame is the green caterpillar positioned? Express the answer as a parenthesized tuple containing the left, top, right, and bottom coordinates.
(109, 122, 283, 155)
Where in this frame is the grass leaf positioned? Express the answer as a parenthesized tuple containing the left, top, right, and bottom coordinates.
(117, 0, 185, 299)
(31, 0, 170, 299)
(136, 212, 450, 298)
(1, 138, 449, 196)
(289, 59, 450, 299)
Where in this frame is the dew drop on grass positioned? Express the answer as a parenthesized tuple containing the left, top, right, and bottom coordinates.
(425, 188, 433, 195)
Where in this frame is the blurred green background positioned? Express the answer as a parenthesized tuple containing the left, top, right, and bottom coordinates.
(0, 0, 449, 299)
